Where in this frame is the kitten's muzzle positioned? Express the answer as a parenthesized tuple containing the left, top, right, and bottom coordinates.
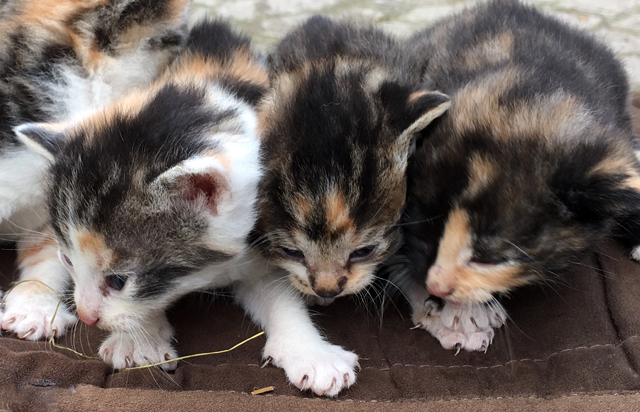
(314, 287, 343, 299)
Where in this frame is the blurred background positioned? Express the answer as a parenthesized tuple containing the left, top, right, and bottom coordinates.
(191, 0, 640, 91)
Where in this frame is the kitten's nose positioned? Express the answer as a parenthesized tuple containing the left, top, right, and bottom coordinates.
(314, 288, 342, 299)
(427, 282, 454, 298)
(77, 308, 99, 326)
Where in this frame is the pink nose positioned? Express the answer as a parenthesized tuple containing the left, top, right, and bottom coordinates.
(427, 283, 453, 298)
(77, 309, 99, 326)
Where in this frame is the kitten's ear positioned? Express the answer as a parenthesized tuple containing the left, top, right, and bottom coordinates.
(401, 90, 451, 137)
(14, 123, 69, 162)
(380, 88, 450, 168)
(154, 156, 230, 216)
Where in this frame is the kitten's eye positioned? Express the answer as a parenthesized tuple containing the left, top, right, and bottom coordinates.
(105, 275, 128, 291)
(469, 255, 508, 265)
(349, 246, 376, 262)
(62, 254, 73, 267)
(277, 247, 305, 261)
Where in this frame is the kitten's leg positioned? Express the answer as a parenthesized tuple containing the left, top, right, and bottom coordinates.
(98, 311, 178, 371)
(234, 270, 359, 397)
(1, 232, 76, 339)
(393, 273, 506, 352)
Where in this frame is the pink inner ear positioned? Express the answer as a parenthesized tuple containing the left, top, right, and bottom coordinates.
(188, 173, 220, 215)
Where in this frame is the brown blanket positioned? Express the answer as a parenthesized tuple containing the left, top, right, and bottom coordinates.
(2, 94, 640, 411)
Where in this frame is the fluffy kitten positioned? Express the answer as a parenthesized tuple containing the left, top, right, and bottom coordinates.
(391, 0, 636, 352)
(0, 0, 190, 340)
(16, 19, 363, 398)
(13, 17, 266, 369)
(254, 16, 450, 304)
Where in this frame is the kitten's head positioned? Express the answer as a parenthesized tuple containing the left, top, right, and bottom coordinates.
(405, 83, 640, 304)
(255, 58, 450, 298)
(15, 58, 264, 332)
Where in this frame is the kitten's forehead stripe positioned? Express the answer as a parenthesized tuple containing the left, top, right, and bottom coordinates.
(325, 190, 353, 234)
(465, 154, 497, 197)
(75, 229, 114, 269)
(437, 208, 471, 263)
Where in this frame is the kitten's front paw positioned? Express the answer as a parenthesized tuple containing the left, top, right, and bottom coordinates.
(264, 338, 359, 397)
(630, 245, 640, 262)
(99, 329, 178, 371)
(1, 283, 76, 340)
(412, 299, 506, 353)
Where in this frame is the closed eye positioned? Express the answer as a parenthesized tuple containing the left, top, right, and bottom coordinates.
(469, 255, 508, 265)
(62, 254, 73, 267)
(59, 251, 75, 273)
(349, 245, 377, 263)
(276, 247, 305, 262)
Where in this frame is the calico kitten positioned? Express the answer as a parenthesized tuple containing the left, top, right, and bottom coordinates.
(392, 0, 637, 352)
(13, 17, 266, 370)
(0, 0, 190, 340)
(254, 16, 451, 304)
(15, 19, 362, 398)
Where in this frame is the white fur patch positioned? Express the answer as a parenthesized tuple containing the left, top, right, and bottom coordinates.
(99, 313, 177, 371)
(232, 251, 359, 397)
(1, 235, 76, 340)
(631, 245, 640, 262)
(0, 148, 50, 226)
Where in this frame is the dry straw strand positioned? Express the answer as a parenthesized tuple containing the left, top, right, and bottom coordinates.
(1, 279, 265, 369)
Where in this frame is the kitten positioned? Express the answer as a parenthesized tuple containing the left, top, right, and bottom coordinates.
(13, 17, 266, 369)
(15, 19, 362, 398)
(254, 15, 451, 305)
(0, 0, 190, 340)
(391, 0, 637, 352)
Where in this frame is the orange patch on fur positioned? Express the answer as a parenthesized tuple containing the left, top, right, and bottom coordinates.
(76, 230, 113, 269)
(11, 279, 53, 296)
(428, 208, 527, 303)
(591, 150, 640, 193)
(76, 89, 151, 139)
(465, 154, 497, 197)
(463, 31, 513, 69)
(452, 73, 586, 144)
(168, 48, 268, 89)
(18, 0, 98, 27)
(290, 194, 313, 223)
(17, 238, 57, 268)
(325, 190, 353, 233)
(168, 0, 192, 21)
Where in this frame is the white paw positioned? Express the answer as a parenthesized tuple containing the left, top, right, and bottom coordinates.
(305, 295, 336, 307)
(264, 338, 359, 397)
(412, 299, 507, 353)
(630, 245, 640, 262)
(99, 329, 178, 371)
(1, 283, 76, 340)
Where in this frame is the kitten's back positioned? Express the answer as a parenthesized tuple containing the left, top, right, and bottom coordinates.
(406, 0, 630, 131)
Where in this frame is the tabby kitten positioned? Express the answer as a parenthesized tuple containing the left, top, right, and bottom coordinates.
(0, 0, 190, 340)
(392, 0, 637, 352)
(254, 15, 450, 304)
(16, 20, 361, 398)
